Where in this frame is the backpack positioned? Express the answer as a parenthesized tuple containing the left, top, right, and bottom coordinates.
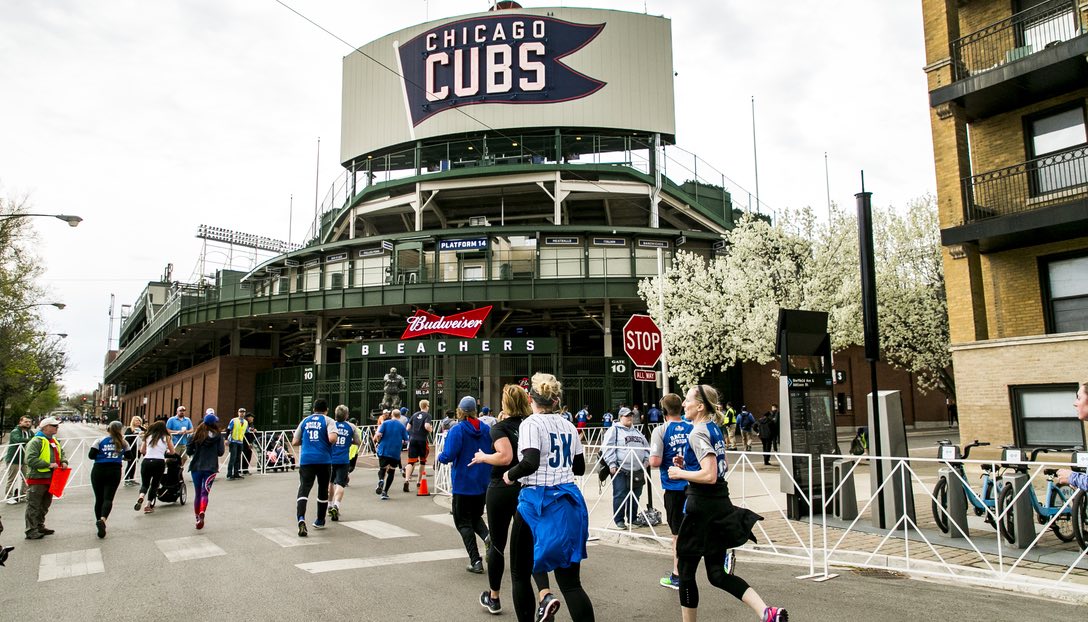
(850, 436, 866, 456)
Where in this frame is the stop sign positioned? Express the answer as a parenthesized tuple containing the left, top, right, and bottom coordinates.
(623, 314, 663, 368)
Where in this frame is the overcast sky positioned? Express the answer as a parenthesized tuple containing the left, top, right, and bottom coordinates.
(0, 0, 934, 393)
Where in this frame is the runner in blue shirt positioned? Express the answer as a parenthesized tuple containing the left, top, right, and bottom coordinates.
(601, 411, 613, 428)
(166, 406, 193, 466)
(649, 394, 694, 589)
(88, 421, 129, 538)
(291, 399, 338, 537)
(328, 404, 360, 520)
(373, 408, 409, 500)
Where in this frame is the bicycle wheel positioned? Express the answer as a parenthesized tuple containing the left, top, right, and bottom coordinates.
(998, 484, 1016, 544)
(1050, 485, 1076, 543)
(931, 477, 949, 534)
(1073, 490, 1088, 550)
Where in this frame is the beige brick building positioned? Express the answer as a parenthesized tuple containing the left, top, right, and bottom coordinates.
(922, 0, 1088, 449)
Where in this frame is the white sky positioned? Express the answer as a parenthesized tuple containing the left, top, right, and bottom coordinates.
(0, 0, 934, 393)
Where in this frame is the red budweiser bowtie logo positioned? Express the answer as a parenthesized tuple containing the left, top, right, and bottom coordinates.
(401, 306, 492, 340)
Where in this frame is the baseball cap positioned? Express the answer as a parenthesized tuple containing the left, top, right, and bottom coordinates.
(400, 407, 408, 416)
(458, 395, 478, 412)
(203, 414, 219, 426)
(481, 406, 491, 415)
(205, 408, 216, 416)
(39, 416, 61, 427)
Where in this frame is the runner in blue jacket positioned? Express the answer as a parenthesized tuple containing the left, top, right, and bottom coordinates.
(438, 395, 493, 573)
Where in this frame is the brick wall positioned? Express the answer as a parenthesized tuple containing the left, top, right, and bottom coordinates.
(953, 332, 1088, 450)
(739, 345, 949, 428)
(120, 356, 276, 424)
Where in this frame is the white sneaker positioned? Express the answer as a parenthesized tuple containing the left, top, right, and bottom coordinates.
(5, 498, 17, 505)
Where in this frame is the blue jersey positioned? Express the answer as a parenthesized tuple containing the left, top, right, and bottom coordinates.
(330, 421, 355, 464)
(647, 407, 662, 423)
(93, 436, 124, 463)
(654, 420, 694, 491)
(166, 416, 193, 446)
(295, 414, 334, 465)
(601, 412, 613, 428)
(377, 418, 409, 459)
(575, 410, 588, 425)
(684, 421, 728, 483)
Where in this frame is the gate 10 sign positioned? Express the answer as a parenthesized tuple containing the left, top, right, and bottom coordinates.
(622, 314, 663, 368)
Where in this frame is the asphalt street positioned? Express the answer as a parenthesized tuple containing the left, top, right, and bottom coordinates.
(0, 423, 1077, 621)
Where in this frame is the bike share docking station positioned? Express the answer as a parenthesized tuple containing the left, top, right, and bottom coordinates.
(775, 310, 840, 520)
(936, 443, 970, 539)
(867, 390, 915, 528)
(996, 447, 1036, 548)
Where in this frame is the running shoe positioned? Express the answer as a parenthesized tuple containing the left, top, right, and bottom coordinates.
(134, 496, 144, 511)
(479, 591, 502, 614)
(298, 519, 308, 537)
(724, 549, 736, 575)
(659, 573, 680, 590)
(96, 519, 106, 539)
(467, 559, 484, 574)
(196, 512, 205, 530)
(329, 505, 339, 522)
(380, 492, 390, 500)
(536, 593, 561, 622)
(403, 481, 409, 493)
(375, 482, 384, 495)
(762, 606, 788, 622)
(614, 521, 627, 530)
(313, 520, 326, 530)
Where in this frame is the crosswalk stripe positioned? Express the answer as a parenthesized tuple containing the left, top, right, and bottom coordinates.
(253, 527, 326, 547)
(38, 548, 104, 582)
(340, 519, 418, 539)
(420, 513, 456, 528)
(296, 548, 466, 574)
(156, 536, 227, 562)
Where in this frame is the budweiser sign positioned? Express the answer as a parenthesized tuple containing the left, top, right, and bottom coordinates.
(401, 305, 492, 339)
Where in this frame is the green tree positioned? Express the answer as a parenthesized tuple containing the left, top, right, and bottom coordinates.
(639, 195, 952, 396)
(0, 193, 69, 429)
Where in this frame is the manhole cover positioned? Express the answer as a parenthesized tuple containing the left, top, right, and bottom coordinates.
(850, 568, 907, 579)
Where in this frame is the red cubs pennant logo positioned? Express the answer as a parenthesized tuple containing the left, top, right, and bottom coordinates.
(401, 306, 493, 340)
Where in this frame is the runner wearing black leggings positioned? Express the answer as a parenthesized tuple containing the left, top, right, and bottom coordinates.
(470, 385, 553, 616)
(668, 385, 787, 622)
(89, 421, 128, 538)
(135, 421, 175, 514)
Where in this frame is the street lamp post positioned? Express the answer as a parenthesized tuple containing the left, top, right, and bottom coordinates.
(0, 213, 82, 227)
(4, 302, 66, 312)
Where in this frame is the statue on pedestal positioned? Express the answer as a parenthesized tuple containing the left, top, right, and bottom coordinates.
(382, 367, 406, 411)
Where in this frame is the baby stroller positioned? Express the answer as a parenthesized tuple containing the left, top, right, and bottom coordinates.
(156, 453, 187, 506)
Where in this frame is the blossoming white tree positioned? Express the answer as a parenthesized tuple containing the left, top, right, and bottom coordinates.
(639, 194, 952, 395)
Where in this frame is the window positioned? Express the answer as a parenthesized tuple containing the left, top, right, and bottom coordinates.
(588, 246, 631, 277)
(1012, 384, 1084, 448)
(1015, 0, 1079, 56)
(634, 248, 672, 276)
(462, 265, 484, 281)
(1027, 105, 1087, 195)
(277, 277, 290, 295)
(1044, 253, 1088, 333)
(540, 247, 583, 278)
(355, 256, 390, 287)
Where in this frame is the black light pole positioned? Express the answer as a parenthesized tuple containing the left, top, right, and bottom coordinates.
(856, 174, 885, 529)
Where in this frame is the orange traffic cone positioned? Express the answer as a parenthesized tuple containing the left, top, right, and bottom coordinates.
(417, 475, 430, 496)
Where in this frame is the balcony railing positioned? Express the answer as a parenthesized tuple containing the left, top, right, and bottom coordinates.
(951, 0, 1082, 81)
(962, 145, 1088, 222)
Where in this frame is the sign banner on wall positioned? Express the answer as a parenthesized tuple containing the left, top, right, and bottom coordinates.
(401, 305, 493, 339)
(397, 15, 606, 126)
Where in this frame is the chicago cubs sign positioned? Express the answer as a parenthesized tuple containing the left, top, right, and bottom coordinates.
(398, 15, 606, 126)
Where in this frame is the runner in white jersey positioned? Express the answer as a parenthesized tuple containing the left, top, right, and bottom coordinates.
(503, 372, 594, 622)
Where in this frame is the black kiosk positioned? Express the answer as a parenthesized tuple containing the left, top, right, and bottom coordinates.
(776, 309, 840, 519)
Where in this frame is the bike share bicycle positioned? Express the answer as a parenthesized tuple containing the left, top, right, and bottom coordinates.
(931, 439, 1002, 533)
(1065, 449, 1088, 549)
(996, 446, 1078, 544)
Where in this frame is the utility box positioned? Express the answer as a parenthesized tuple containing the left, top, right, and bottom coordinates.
(867, 390, 915, 528)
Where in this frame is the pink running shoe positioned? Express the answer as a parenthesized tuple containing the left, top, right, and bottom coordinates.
(762, 606, 788, 622)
